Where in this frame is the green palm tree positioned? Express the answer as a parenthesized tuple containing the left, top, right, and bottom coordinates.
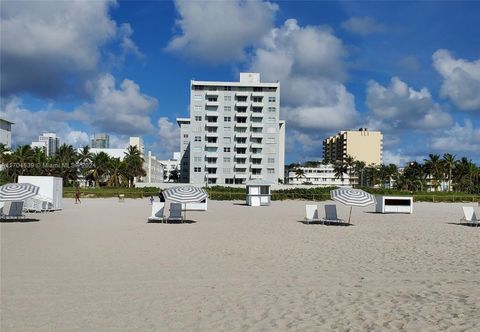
(106, 158, 127, 187)
(53, 144, 78, 184)
(424, 154, 443, 191)
(9, 145, 35, 181)
(124, 145, 145, 187)
(344, 155, 356, 186)
(353, 160, 366, 187)
(333, 161, 348, 184)
(87, 152, 111, 187)
(294, 168, 306, 182)
(442, 153, 456, 192)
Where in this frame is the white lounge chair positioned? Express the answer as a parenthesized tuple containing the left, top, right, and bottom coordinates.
(461, 206, 480, 226)
(304, 204, 320, 224)
(148, 202, 165, 223)
(167, 203, 184, 223)
(1, 201, 25, 221)
(323, 205, 346, 224)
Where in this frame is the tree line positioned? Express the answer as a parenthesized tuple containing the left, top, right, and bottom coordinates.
(288, 153, 480, 194)
(0, 144, 146, 187)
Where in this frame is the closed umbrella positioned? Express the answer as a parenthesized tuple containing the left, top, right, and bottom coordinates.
(331, 188, 376, 223)
(0, 183, 39, 201)
(162, 186, 208, 220)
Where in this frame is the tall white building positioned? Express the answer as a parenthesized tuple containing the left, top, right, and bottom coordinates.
(177, 73, 285, 185)
(0, 118, 14, 149)
(31, 132, 60, 156)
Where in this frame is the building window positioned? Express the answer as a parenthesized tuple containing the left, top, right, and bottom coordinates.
(268, 107, 276, 112)
(224, 86, 232, 91)
(267, 168, 275, 174)
(194, 136, 201, 142)
(268, 158, 275, 163)
(194, 94, 203, 101)
(252, 97, 263, 102)
(194, 167, 202, 172)
(268, 97, 276, 102)
(224, 106, 231, 112)
(266, 138, 275, 144)
(194, 105, 202, 111)
(253, 87, 263, 92)
(223, 137, 231, 144)
(183, 134, 188, 138)
(224, 116, 231, 122)
(195, 116, 202, 121)
(224, 178, 234, 184)
(193, 85, 203, 91)
(224, 147, 231, 152)
(223, 157, 231, 163)
(193, 147, 202, 153)
(223, 168, 232, 174)
(194, 156, 202, 162)
(224, 95, 232, 101)
(267, 117, 276, 124)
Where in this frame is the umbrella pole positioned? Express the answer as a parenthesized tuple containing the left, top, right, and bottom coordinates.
(348, 206, 352, 224)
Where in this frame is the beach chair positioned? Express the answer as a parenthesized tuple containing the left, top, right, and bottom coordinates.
(323, 205, 345, 224)
(304, 205, 320, 224)
(148, 202, 165, 223)
(1, 201, 25, 221)
(167, 203, 184, 223)
(461, 206, 480, 226)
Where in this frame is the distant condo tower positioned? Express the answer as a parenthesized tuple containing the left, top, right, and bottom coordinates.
(31, 132, 60, 157)
(323, 128, 383, 165)
(91, 133, 110, 148)
(177, 72, 285, 185)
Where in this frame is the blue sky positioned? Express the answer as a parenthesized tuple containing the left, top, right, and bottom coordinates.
(1, 0, 479, 165)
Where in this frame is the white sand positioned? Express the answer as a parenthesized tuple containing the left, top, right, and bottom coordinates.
(1, 198, 479, 331)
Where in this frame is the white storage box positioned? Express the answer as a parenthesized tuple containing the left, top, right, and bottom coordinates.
(376, 196, 413, 214)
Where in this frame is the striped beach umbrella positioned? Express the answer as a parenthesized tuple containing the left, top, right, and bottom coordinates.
(162, 186, 208, 203)
(331, 188, 376, 223)
(0, 183, 40, 201)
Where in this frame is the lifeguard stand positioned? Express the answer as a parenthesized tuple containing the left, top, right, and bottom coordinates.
(246, 180, 273, 206)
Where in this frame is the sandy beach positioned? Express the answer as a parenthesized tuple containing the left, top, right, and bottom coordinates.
(1, 198, 479, 331)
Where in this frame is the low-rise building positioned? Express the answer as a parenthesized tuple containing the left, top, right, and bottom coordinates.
(0, 118, 14, 149)
(287, 164, 351, 187)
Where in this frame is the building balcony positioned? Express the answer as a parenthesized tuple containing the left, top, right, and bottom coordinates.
(205, 110, 219, 116)
(235, 143, 248, 149)
(251, 102, 264, 108)
(205, 122, 218, 128)
(251, 113, 263, 119)
(235, 153, 248, 158)
(250, 143, 263, 149)
(234, 165, 247, 170)
(234, 173, 248, 178)
(251, 164, 263, 169)
(235, 101, 249, 107)
(205, 131, 218, 138)
(206, 173, 218, 178)
(251, 153, 263, 159)
(251, 91, 264, 97)
(206, 164, 218, 168)
(206, 152, 219, 158)
(205, 90, 219, 96)
(250, 132, 263, 138)
(206, 100, 219, 107)
(236, 91, 250, 97)
(235, 112, 248, 118)
(250, 122, 264, 128)
(235, 123, 248, 128)
(250, 174, 263, 179)
(205, 142, 218, 148)
(235, 132, 248, 138)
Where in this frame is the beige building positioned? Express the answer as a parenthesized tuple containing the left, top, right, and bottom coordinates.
(323, 128, 383, 165)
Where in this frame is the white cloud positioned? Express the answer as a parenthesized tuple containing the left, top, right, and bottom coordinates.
(167, 0, 278, 63)
(383, 150, 419, 167)
(432, 49, 480, 111)
(0, 96, 88, 148)
(0, 0, 141, 98)
(366, 77, 453, 130)
(341, 17, 385, 36)
(431, 120, 480, 153)
(249, 19, 359, 134)
(81, 74, 157, 135)
(154, 117, 180, 159)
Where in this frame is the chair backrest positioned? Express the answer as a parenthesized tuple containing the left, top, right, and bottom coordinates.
(462, 206, 475, 221)
(305, 205, 318, 220)
(2, 201, 12, 216)
(325, 204, 338, 220)
(8, 201, 24, 217)
(169, 203, 183, 218)
(151, 202, 165, 219)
